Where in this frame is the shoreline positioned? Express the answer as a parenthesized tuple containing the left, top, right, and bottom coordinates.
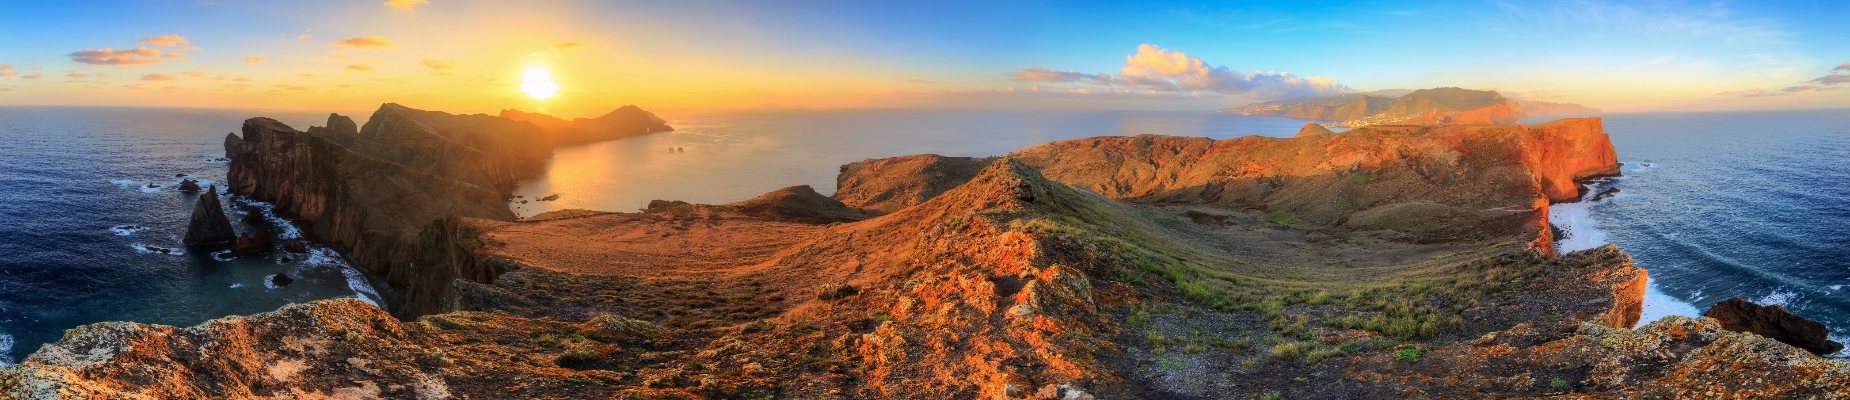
(1550, 174, 1702, 328)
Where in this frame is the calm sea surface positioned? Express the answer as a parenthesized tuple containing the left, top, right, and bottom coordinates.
(1, 106, 1844, 363)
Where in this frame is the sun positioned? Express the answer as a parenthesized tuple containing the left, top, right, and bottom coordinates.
(520, 67, 559, 99)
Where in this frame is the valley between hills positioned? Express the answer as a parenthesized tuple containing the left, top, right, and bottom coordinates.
(2, 103, 1845, 399)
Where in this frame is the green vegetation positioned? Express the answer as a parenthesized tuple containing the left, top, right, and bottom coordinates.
(1350, 172, 1375, 186)
(1549, 377, 1571, 390)
(1394, 348, 1424, 363)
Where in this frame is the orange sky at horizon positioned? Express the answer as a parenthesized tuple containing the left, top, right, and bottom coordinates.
(1, 1, 1846, 117)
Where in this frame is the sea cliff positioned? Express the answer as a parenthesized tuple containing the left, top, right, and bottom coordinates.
(5, 112, 1841, 399)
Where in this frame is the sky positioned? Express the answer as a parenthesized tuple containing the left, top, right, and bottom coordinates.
(0, 0, 1845, 118)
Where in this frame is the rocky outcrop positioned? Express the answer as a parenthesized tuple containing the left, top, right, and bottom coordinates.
(832, 154, 996, 213)
(182, 185, 236, 245)
(1704, 297, 1845, 355)
(499, 105, 674, 147)
(728, 185, 876, 223)
(350, 104, 552, 194)
(1293, 122, 1334, 138)
(177, 179, 202, 192)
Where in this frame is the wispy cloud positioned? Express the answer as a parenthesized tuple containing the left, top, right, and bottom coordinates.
(1722, 60, 1850, 96)
(551, 42, 585, 51)
(384, 0, 428, 11)
(245, 56, 265, 63)
(332, 36, 395, 50)
(420, 59, 458, 75)
(68, 47, 167, 65)
(298, 29, 313, 39)
(1837, 62, 1850, 71)
(1013, 44, 1349, 100)
(346, 64, 375, 72)
(136, 34, 188, 47)
(0, 70, 14, 77)
(141, 73, 175, 81)
(66, 71, 86, 79)
(181, 71, 203, 77)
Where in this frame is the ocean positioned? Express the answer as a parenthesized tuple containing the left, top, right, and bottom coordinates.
(0, 106, 1843, 364)
(1539, 109, 1850, 350)
(0, 107, 386, 366)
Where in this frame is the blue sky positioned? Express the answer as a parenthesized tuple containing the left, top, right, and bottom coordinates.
(0, 0, 1844, 114)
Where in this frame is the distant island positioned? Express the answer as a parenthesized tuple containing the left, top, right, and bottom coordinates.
(1220, 87, 1601, 128)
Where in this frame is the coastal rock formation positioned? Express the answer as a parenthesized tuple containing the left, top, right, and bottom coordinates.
(499, 105, 674, 147)
(177, 179, 201, 192)
(1704, 297, 1845, 355)
(8, 161, 1840, 398)
(832, 154, 996, 213)
(224, 108, 523, 317)
(727, 185, 876, 223)
(230, 227, 273, 257)
(349, 103, 552, 194)
(182, 185, 236, 245)
(1293, 122, 1334, 138)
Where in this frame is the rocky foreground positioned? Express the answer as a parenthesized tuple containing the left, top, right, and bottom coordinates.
(4, 110, 1845, 399)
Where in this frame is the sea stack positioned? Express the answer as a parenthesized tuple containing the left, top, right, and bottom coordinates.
(183, 185, 237, 245)
(1703, 297, 1845, 355)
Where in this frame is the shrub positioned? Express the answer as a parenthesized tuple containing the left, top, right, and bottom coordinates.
(1394, 348, 1424, 363)
(1549, 377, 1571, 390)
(1270, 342, 1309, 361)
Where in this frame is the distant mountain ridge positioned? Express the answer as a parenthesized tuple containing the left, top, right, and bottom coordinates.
(500, 105, 674, 147)
(1219, 87, 1599, 127)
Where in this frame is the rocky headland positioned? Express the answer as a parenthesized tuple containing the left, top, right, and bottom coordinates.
(5, 111, 1843, 399)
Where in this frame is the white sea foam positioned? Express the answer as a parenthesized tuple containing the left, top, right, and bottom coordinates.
(1831, 285, 1843, 291)
(1758, 289, 1800, 307)
(0, 332, 14, 367)
(131, 243, 184, 256)
(1640, 281, 1703, 326)
(111, 224, 148, 236)
(230, 283, 244, 288)
(202, 155, 230, 164)
(297, 239, 383, 308)
(1551, 182, 1702, 327)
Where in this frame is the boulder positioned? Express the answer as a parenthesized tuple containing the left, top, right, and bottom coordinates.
(177, 179, 202, 192)
(1703, 296, 1844, 355)
(283, 239, 309, 254)
(182, 185, 237, 245)
(270, 273, 294, 287)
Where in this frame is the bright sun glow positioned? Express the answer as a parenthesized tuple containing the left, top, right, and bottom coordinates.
(520, 67, 559, 99)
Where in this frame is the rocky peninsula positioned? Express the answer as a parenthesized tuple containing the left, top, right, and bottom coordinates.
(4, 109, 1843, 399)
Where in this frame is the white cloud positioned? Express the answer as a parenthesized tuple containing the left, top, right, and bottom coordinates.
(1014, 44, 1350, 100)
